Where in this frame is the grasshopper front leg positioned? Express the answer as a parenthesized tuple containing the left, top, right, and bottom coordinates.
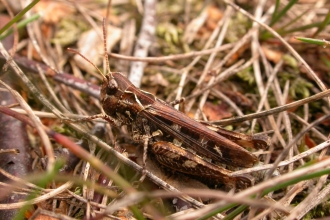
(62, 114, 121, 127)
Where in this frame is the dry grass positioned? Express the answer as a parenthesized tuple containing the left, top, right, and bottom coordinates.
(0, 0, 330, 219)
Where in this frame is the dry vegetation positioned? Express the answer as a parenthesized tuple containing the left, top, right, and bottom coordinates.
(0, 0, 330, 219)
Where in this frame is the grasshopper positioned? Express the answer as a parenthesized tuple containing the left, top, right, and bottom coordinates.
(99, 72, 269, 188)
(70, 20, 270, 189)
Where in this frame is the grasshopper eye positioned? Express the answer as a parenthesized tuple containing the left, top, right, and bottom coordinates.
(106, 85, 116, 95)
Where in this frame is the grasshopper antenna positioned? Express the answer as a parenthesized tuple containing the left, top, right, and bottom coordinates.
(68, 19, 117, 90)
(67, 18, 113, 82)
(102, 17, 117, 90)
(102, 18, 112, 78)
(67, 48, 107, 81)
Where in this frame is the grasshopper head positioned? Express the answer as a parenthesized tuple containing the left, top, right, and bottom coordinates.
(100, 72, 140, 124)
(100, 73, 121, 118)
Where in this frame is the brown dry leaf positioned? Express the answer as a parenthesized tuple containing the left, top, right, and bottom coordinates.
(202, 101, 232, 121)
(196, 6, 223, 41)
(183, 7, 208, 44)
(304, 134, 316, 149)
(54, 200, 68, 215)
(183, 5, 223, 44)
(315, 113, 330, 126)
(34, 0, 76, 24)
(221, 89, 252, 108)
(225, 43, 249, 66)
(40, 23, 54, 41)
(286, 97, 298, 112)
(115, 209, 133, 220)
(0, 14, 14, 50)
(205, 5, 223, 31)
(261, 45, 284, 63)
(24, 208, 34, 219)
(20, 47, 43, 61)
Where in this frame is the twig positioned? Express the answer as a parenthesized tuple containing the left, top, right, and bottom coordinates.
(72, 125, 207, 209)
(266, 113, 330, 179)
(128, 0, 157, 87)
(252, 181, 309, 219)
(109, 43, 233, 62)
(29, 208, 76, 220)
(0, 181, 73, 210)
(213, 89, 330, 125)
(194, 7, 232, 120)
(0, 80, 55, 172)
(231, 140, 330, 176)
(200, 155, 330, 218)
(0, 149, 19, 154)
(224, 0, 329, 104)
(0, 42, 64, 119)
(288, 112, 327, 141)
(176, 5, 226, 109)
(286, 175, 329, 219)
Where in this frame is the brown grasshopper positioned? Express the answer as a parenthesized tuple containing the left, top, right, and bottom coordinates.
(99, 72, 269, 188)
(70, 20, 270, 189)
